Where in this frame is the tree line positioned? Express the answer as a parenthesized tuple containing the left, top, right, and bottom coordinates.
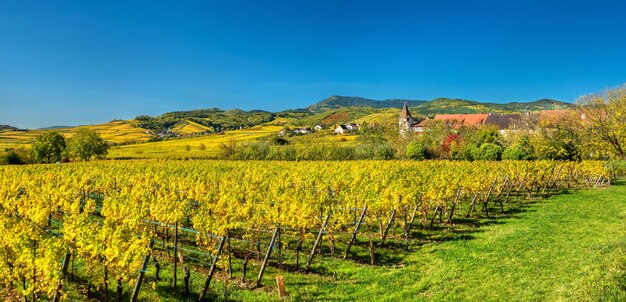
(1, 129, 108, 164)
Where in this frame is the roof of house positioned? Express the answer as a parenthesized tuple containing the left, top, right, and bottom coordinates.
(484, 113, 522, 129)
(336, 125, 348, 129)
(415, 114, 489, 127)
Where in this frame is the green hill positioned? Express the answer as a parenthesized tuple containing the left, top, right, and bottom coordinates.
(307, 96, 426, 112)
(305, 96, 573, 116)
(413, 98, 574, 115)
(0, 124, 19, 131)
(135, 108, 275, 133)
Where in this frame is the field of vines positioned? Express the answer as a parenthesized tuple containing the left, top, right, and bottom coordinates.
(0, 160, 612, 301)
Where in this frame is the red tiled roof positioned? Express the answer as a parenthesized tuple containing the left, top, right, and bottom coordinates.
(416, 114, 489, 128)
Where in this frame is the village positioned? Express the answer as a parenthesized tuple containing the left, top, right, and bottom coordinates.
(278, 101, 581, 138)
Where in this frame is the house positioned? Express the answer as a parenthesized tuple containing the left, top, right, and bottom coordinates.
(314, 124, 323, 131)
(294, 128, 313, 135)
(346, 123, 360, 131)
(334, 125, 348, 134)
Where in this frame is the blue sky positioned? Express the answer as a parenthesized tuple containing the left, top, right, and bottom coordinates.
(1, 0, 626, 128)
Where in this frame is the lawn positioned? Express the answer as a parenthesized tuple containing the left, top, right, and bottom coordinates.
(258, 183, 626, 301)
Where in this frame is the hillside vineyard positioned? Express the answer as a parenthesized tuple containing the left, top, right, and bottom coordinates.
(0, 160, 611, 300)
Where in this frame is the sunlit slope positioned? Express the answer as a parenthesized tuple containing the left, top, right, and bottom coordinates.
(74, 120, 152, 144)
(0, 120, 151, 150)
(108, 125, 282, 159)
(355, 108, 402, 127)
(170, 120, 213, 135)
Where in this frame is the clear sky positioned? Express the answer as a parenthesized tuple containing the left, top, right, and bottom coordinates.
(1, 0, 626, 128)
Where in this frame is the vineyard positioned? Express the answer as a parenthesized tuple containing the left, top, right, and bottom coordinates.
(0, 160, 614, 301)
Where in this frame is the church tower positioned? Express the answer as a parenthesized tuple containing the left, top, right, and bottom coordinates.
(399, 102, 414, 135)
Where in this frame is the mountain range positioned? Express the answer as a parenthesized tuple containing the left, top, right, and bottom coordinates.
(306, 96, 573, 113)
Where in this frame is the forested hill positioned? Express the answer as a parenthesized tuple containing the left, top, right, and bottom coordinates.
(0, 124, 19, 131)
(134, 108, 275, 133)
(306, 96, 573, 113)
(307, 96, 426, 112)
(413, 98, 574, 115)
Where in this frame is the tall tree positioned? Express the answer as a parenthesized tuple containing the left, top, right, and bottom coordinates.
(32, 131, 66, 163)
(578, 85, 626, 159)
(66, 129, 109, 161)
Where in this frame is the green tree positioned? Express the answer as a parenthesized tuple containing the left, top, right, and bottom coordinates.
(32, 131, 66, 163)
(502, 136, 535, 160)
(406, 141, 430, 161)
(66, 129, 109, 161)
(472, 143, 503, 161)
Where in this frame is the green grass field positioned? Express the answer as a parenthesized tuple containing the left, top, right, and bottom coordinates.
(57, 181, 625, 302)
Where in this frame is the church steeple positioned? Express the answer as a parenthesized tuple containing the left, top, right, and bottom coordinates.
(400, 101, 411, 119)
(399, 101, 414, 135)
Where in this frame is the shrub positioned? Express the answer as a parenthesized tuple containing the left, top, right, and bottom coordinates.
(238, 143, 269, 160)
(372, 144, 396, 160)
(270, 136, 289, 145)
(473, 143, 503, 161)
(1, 151, 24, 165)
(406, 141, 430, 161)
(503, 136, 535, 160)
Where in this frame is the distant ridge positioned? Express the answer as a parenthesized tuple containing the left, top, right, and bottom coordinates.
(412, 98, 574, 115)
(307, 96, 426, 112)
(37, 125, 72, 130)
(306, 96, 573, 114)
(0, 124, 20, 131)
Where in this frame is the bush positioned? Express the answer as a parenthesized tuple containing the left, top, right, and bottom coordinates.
(270, 136, 289, 146)
(406, 141, 430, 161)
(372, 144, 396, 160)
(1, 151, 24, 165)
(329, 146, 355, 160)
(503, 136, 535, 160)
(354, 143, 395, 160)
(241, 143, 269, 160)
(473, 143, 503, 161)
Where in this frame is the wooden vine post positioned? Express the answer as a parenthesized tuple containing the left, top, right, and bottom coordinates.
(198, 236, 226, 301)
(130, 241, 154, 302)
(465, 193, 479, 217)
(482, 177, 498, 218)
(379, 209, 396, 246)
(344, 206, 367, 260)
(227, 229, 232, 279)
(256, 226, 280, 288)
(305, 214, 330, 272)
(447, 186, 463, 223)
(173, 222, 178, 290)
(52, 252, 72, 302)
